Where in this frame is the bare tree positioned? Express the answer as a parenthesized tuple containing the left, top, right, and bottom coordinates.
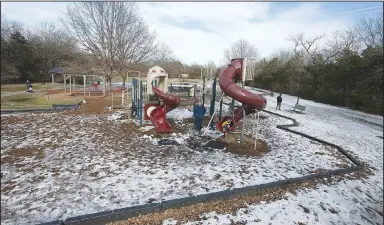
(323, 30, 360, 62)
(27, 22, 78, 77)
(62, 2, 157, 87)
(352, 14, 384, 92)
(205, 60, 216, 78)
(152, 42, 175, 63)
(271, 48, 293, 64)
(224, 39, 259, 64)
(353, 13, 383, 48)
(1, 15, 11, 39)
(288, 33, 324, 103)
(289, 33, 324, 61)
(1, 15, 24, 40)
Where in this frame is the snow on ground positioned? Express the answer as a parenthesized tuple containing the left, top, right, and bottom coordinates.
(0, 106, 350, 225)
(164, 89, 383, 225)
(107, 111, 128, 121)
(167, 108, 194, 121)
(139, 126, 155, 132)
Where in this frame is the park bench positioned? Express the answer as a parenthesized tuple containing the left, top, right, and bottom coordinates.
(293, 103, 306, 113)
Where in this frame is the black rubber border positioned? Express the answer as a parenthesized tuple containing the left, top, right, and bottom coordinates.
(35, 108, 364, 225)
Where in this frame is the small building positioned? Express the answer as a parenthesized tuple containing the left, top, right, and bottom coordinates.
(148, 66, 167, 75)
(147, 65, 168, 95)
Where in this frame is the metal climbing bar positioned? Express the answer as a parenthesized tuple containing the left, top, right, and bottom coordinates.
(139, 81, 143, 127)
(253, 110, 260, 150)
(203, 92, 225, 135)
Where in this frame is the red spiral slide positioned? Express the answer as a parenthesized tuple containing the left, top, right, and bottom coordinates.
(149, 85, 181, 133)
(217, 59, 267, 133)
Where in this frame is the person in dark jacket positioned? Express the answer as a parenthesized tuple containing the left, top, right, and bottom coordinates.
(276, 94, 282, 110)
(26, 80, 33, 93)
(193, 102, 206, 133)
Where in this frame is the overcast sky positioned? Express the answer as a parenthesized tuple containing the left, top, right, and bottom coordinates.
(1, 2, 382, 65)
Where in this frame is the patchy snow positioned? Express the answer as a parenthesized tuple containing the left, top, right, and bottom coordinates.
(0, 108, 351, 225)
(167, 108, 193, 121)
(111, 82, 132, 88)
(164, 89, 383, 225)
(139, 126, 155, 132)
(107, 110, 128, 121)
(169, 84, 193, 87)
(163, 219, 178, 225)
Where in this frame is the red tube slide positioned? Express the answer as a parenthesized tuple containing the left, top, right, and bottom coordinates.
(149, 85, 181, 133)
(217, 59, 267, 133)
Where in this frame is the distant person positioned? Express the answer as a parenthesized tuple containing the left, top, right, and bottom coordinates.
(26, 80, 33, 93)
(131, 103, 137, 116)
(276, 94, 282, 110)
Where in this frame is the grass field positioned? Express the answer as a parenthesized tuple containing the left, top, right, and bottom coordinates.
(1, 83, 60, 92)
(1, 94, 83, 109)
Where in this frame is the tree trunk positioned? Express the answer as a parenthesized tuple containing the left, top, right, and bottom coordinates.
(343, 86, 348, 106)
(121, 75, 126, 90)
(106, 77, 112, 91)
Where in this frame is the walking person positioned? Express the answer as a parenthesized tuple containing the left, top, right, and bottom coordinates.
(276, 94, 282, 110)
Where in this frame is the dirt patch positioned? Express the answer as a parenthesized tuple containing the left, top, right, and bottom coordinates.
(63, 97, 112, 115)
(1, 146, 44, 165)
(1, 115, 25, 125)
(183, 116, 216, 125)
(1, 180, 18, 194)
(50, 167, 61, 177)
(217, 133, 269, 157)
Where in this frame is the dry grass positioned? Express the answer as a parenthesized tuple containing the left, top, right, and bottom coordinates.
(1, 146, 44, 166)
(63, 97, 112, 115)
(1, 93, 83, 110)
(0, 83, 58, 92)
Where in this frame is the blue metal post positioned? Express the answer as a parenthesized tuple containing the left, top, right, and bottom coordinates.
(133, 79, 136, 104)
(139, 81, 143, 127)
(133, 79, 136, 105)
(230, 99, 235, 117)
(210, 77, 216, 116)
(209, 77, 217, 130)
(193, 84, 197, 117)
(219, 97, 223, 120)
(136, 80, 139, 116)
(202, 77, 206, 105)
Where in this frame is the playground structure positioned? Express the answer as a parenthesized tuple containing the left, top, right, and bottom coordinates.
(130, 65, 219, 132)
(49, 67, 107, 97)
(129, 59, 264, 143)
(204, 57, 265, 148)
(62, 74, 106, 97)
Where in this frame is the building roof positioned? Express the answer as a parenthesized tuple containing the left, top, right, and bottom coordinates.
(48, 67, 64, 74)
